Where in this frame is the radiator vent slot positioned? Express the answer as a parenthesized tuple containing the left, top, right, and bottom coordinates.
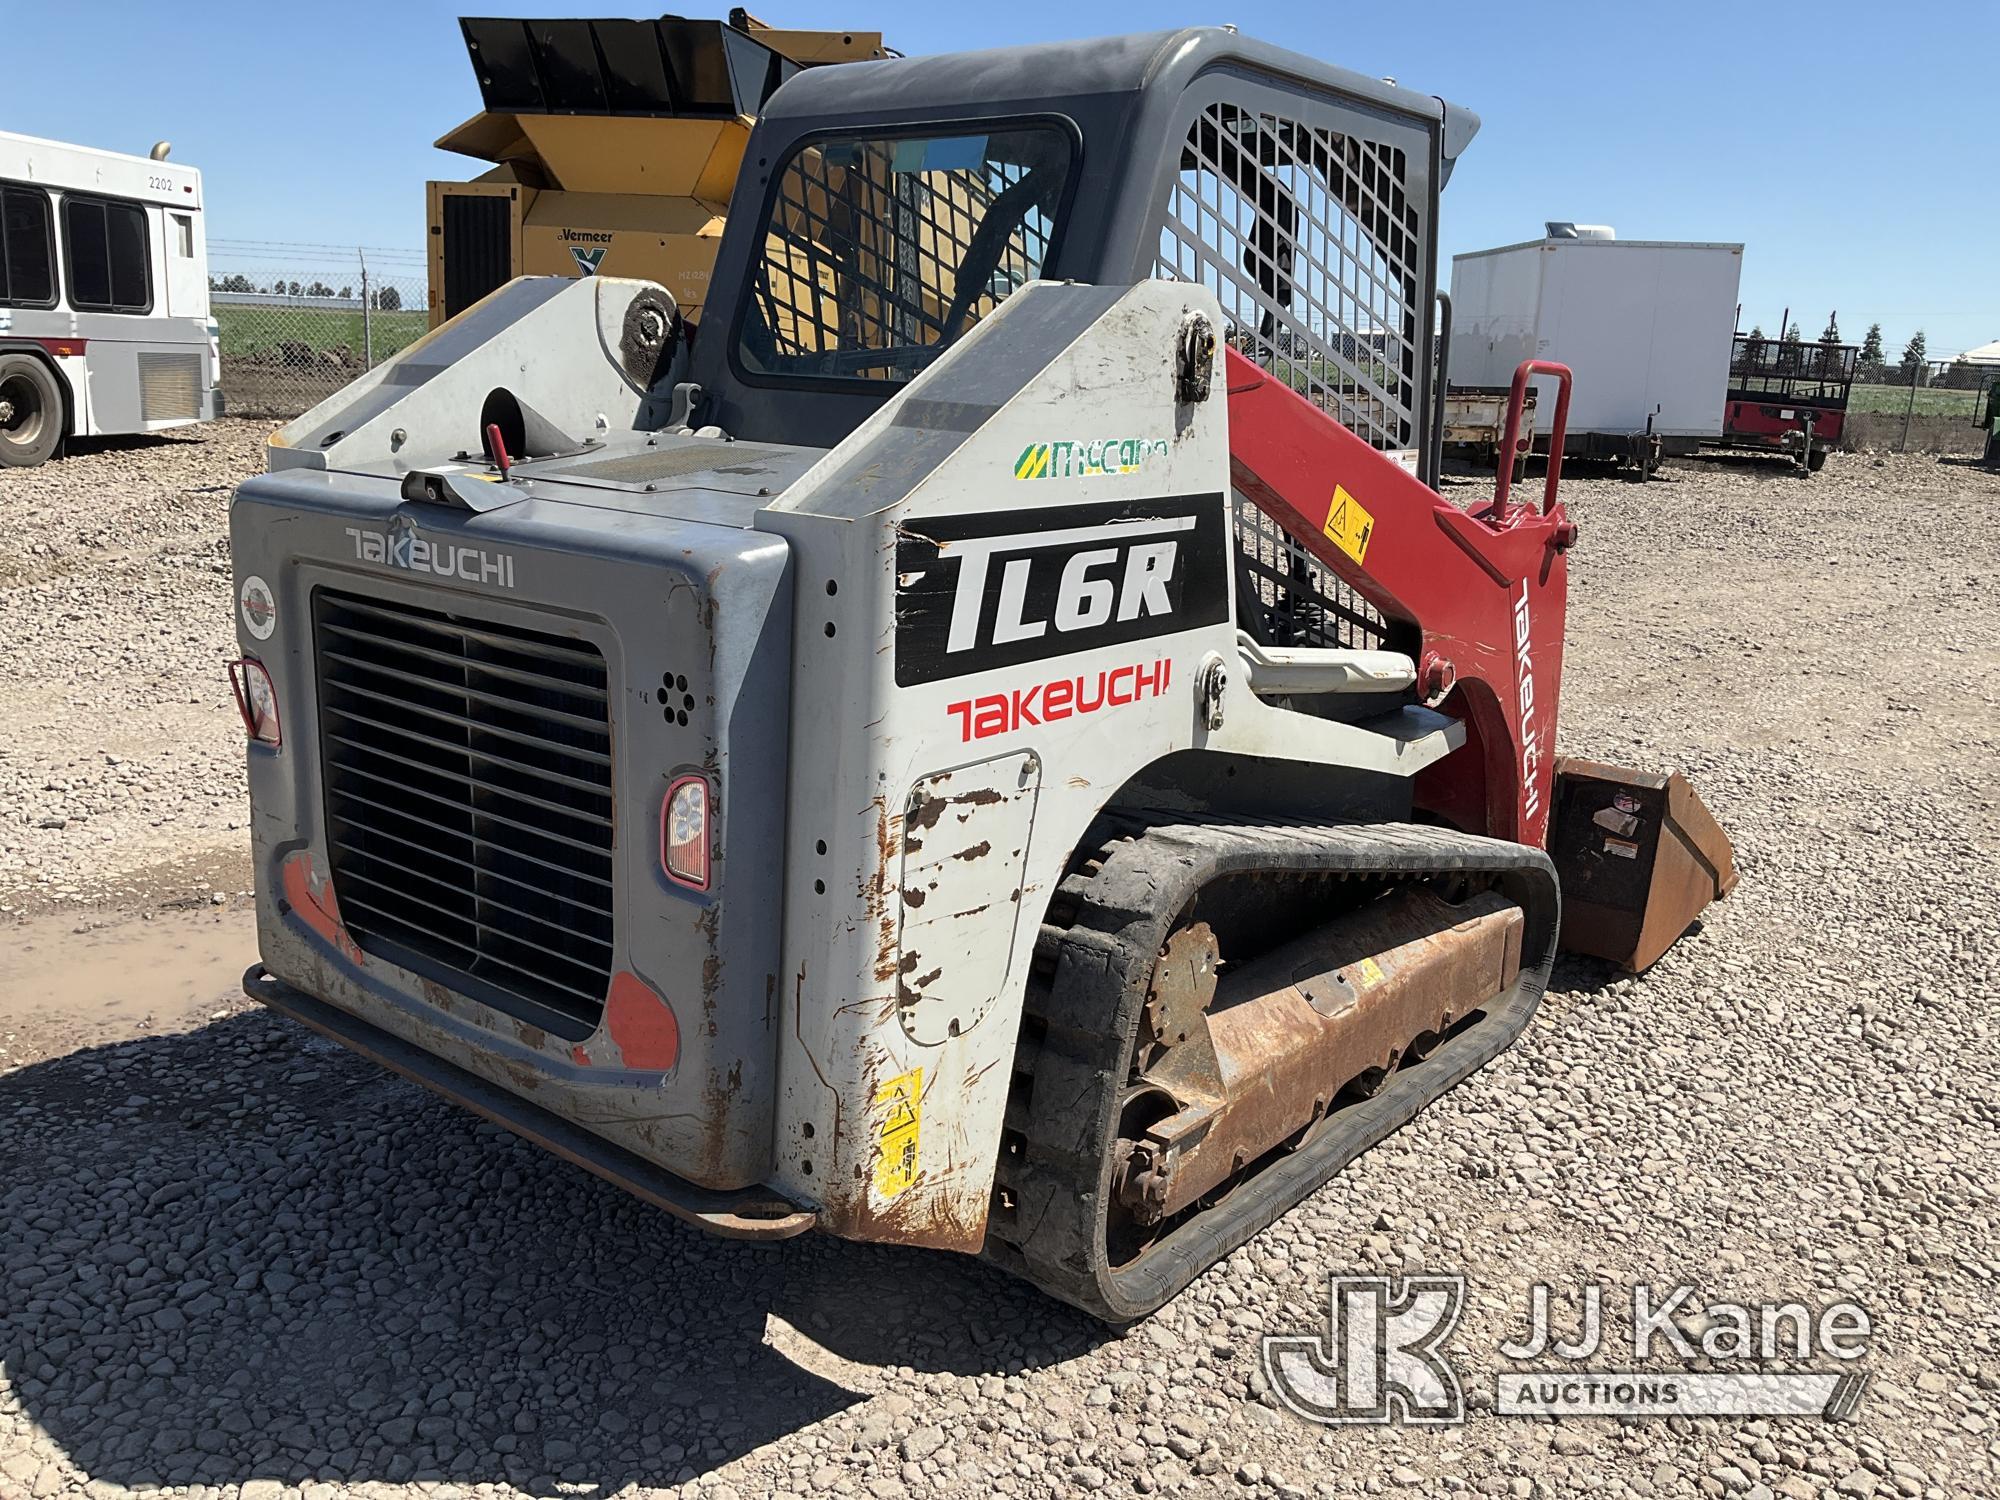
(137, 351, 201, 421)
(312, 588, 615, 1037)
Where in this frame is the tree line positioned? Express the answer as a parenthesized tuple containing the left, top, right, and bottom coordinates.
(208, 273, 403, 310)
(1741, 313, 1986, 389)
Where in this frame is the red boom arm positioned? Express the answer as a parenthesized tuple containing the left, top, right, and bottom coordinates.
(1223, 347, 1576, 848)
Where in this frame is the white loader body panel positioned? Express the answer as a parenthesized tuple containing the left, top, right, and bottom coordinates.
(759, 280, 1458, 1244)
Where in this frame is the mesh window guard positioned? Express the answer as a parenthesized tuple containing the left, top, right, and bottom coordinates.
(1156, 101, 1417, 652)
(738, 126, 1073, 382)
(1156, 102, 1422, 453)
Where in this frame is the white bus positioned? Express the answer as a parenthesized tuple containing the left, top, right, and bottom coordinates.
(0, 130, 223, 467)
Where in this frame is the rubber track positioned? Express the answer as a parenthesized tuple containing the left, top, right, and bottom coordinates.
(981, 817, 1560, 1323)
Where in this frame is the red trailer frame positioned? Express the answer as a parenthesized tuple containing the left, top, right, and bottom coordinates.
(1716, 334, 1858, 471)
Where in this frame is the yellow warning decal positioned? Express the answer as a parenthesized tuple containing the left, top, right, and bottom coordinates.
(1352, 955, 1387, 988)
(873, 1066, 923, 1200)
(1323, 485, 1376, 564)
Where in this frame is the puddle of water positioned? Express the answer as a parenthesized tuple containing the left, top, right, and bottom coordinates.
(0, 904, 257, 1029)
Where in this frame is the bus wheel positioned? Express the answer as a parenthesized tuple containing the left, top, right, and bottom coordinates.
(0, 355, 64, 468)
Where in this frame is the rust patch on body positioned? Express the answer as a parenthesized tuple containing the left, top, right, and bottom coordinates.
(698, 905, 723, 1037)
(501, 1058, 544, 1093)
(952, 840, 991, 862)
(870, 794, 903, 985)
(694, 1057, 744, 1185)
(851, 1175, 990, 1253)
(906, 785, 1004, 835)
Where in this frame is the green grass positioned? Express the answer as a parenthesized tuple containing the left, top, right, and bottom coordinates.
(1847, 382, 1985, 418)
(214, 303, 428, 364)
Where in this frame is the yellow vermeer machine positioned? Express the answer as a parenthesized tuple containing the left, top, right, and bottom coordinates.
(426, 10, 888, 328)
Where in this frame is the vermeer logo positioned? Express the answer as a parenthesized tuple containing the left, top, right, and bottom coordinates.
(1014, 437, 1169, 481)
(568, 246, 607, 275)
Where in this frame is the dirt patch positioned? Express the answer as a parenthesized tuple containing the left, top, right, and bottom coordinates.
(0, 901, 256, 1071)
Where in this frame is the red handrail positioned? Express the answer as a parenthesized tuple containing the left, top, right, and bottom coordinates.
(1493, 360, 1573, 515)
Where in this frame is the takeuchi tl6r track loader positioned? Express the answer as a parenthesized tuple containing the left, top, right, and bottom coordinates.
(230, 30, 1736, 1320)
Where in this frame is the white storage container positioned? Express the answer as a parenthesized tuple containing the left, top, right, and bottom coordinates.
(1448, 236, 1744, 449)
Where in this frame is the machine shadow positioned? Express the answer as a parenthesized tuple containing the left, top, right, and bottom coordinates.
(49, 431, 194, 462)
(0, 1011, 1111, 1496)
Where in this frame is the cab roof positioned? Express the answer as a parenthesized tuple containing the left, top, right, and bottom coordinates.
(759, 27, 1479, 171)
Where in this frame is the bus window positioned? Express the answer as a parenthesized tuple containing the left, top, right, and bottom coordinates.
(63, 195, 151, 313)
(0, 183, 56, 307)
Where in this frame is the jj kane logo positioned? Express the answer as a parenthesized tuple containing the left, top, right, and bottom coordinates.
(1262, 1276, 1871, 1427)
(893, 496, 1229, 687)
(345, 520, 517, 589)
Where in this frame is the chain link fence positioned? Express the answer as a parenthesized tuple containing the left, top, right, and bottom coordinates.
(1845, 358, 1995, 454)
(209, 243, 429, 418)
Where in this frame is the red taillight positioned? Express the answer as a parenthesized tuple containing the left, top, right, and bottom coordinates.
(227, 658, 281, 746)
(661, 774, 710, 890)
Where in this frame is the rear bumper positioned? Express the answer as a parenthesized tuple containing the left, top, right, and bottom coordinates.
(244, 965, 816, 1241)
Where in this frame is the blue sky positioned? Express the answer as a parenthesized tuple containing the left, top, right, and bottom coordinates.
(12, 1, 1997, 358)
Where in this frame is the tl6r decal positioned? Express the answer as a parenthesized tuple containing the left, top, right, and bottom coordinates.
(948, 657, 1172, 742)
(894, 495, 1228, 686)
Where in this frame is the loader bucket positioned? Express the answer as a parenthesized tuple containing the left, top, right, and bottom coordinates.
(1547, 758, 1738, 972)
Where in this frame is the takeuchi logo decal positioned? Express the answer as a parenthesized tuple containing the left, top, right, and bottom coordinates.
(344, 521, 517, 589)
(1015, 437, 1170, 481)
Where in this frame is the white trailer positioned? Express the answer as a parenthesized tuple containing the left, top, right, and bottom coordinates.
(1447, 233, 1743, 468)
(0, 131, 223, 467)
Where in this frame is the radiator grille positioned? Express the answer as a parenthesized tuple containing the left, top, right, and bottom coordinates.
(137, 351, 201, 421)
(313, 589, 615, 1035)
(440, 192, 513, 320)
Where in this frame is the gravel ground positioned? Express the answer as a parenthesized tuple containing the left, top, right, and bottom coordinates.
(0, 422, 268, 917)
(1, 442, 1996, 1500)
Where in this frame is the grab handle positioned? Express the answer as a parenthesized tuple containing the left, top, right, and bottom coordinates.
(1494, 359, 1573, 515)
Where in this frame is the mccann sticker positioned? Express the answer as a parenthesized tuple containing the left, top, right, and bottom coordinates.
(873, 1066, 923, 1200)
(239, 575, 278, 640)
(1014, 437, 1169, 481)
(1323, 484, 1375, 565)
